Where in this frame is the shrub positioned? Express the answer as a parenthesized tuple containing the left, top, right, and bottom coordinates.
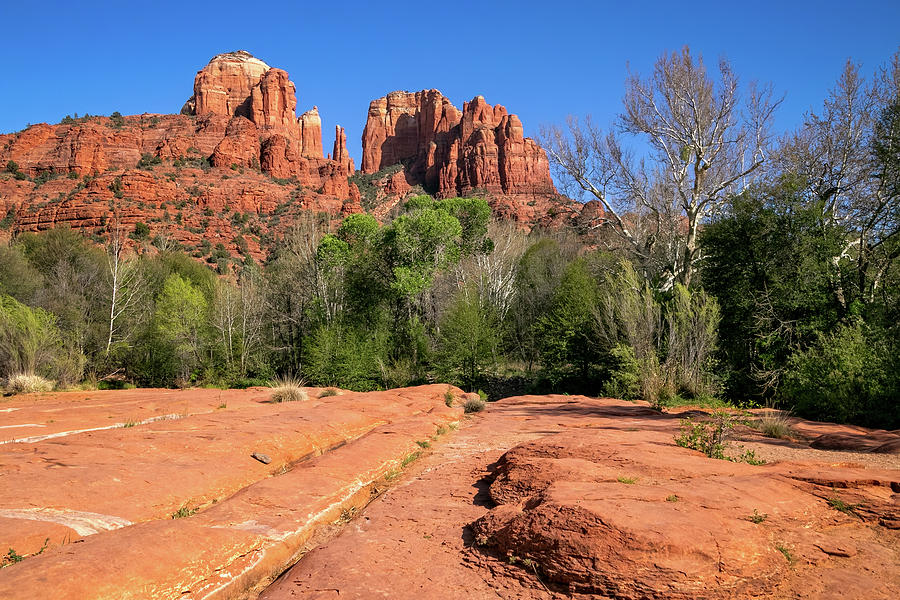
(109, 112, 125, 128)
(781, 321, 899, 428)
(132, 222, 151, 240)
(600, 344, 642, 400)
(6, 373, 54, 394)
(464, 398, 485, 413)
(0, 295, 78, 384)
(318, 388, 340, 398)
(269, 376, 307, 403)
(675, 410, 738, 460)
(137, 153, 162, 169)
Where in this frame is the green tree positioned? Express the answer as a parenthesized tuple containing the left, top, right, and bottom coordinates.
(782, 321, 899, 428)
(435, 290, 500, 391)
(700, 179, 843, 402)
(153, 274, 208, 383)
(0, 295, 80, 382)
(537, 258, 600, 386)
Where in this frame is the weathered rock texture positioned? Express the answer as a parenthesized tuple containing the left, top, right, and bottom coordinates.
(361, 90, 556, 199)
(261, 395, 900, 600)
(0, 385, 466, 598)
(181, 51, 270, 118)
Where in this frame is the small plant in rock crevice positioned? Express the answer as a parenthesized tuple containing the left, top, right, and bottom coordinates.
(171, 505, 197, 519)
(747, 509, 768, 524)
(775, 543, 794, 564)
(675, 410, 765, 464)
(827, 495, 863, 518)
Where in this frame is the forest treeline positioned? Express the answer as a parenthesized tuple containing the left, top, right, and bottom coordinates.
(1, 48, 898, 429)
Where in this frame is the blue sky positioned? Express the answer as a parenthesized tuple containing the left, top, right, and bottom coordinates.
(2, 0, 898, 163)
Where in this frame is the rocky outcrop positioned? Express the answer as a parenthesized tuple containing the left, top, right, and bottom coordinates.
(299, 108, 323, 159)
(360, 90, 555, 200)
(249, 68, 300, 136)
(332, 125, 354, 174)
(183, 51, 270, 118)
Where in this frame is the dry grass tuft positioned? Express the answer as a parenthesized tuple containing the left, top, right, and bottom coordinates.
(6, 373, 55, 394)
(269, 376, 308, 403)
(755, 409, 794, 439)
(463, 398, 486, 413)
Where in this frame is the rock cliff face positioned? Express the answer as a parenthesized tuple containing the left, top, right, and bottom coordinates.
(361, 90, 556, 199)
(0, 51, 361, 262)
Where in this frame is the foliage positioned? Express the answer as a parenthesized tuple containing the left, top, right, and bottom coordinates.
(781, 321, 899, 428)
(675, 410, 743, 460)
(754, 410, 794, 439)
(0, 294, 76, 383)
(153, 274, 208, 384)
(700, 179, 843, 403)
(137, 153, 162, 169)
(434, 289, 500, 391)
(463, 398, 486, 413)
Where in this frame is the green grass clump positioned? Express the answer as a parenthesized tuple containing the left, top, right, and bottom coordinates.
(617, 476, 637, 484)
(318, 388, 340, 398)
(755, 410, 794, 439)
(827, 496, 863, 518)
(775, 543, 794, 563)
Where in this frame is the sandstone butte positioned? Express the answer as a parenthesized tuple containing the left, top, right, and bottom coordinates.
(0, 51, 600, 263)
(0, 387, 897, 599)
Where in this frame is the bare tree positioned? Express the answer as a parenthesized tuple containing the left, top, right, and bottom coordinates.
(543, 46, 781, 288)
(781, 51, 900, 306)
(105, 221, 142, 356)
(212, 269, 267, 375)
(452, 220, 530, 321)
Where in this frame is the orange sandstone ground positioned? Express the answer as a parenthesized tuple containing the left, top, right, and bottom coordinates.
(261, 396, 899, 600)
(0, 385, 466, 599)
(0, 391, 897, 599)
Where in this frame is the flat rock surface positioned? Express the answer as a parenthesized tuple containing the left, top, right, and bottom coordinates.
(261, 395, 899, 600)
(0, 385, 465, 599)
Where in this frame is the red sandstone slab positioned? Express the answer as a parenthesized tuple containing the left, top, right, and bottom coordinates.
(0, 387, 463, 599)
(261, 395, 900, 600)
(0, 385, 459, 558)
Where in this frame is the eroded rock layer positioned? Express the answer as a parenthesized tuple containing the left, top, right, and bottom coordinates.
(361, 90, 556, 199)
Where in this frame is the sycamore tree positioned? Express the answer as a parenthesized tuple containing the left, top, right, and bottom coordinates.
(780, 52, 900, 309)
(542, 46, 781, 288)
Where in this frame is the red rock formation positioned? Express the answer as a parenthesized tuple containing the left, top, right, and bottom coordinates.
(249, 68, 299, 136)
(211, 117, 260, 169)
(360, 90, 555, 200)
(298, 107, 323, 159)
(332, 125, 355, 175)
(183, 51, 270, 118)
